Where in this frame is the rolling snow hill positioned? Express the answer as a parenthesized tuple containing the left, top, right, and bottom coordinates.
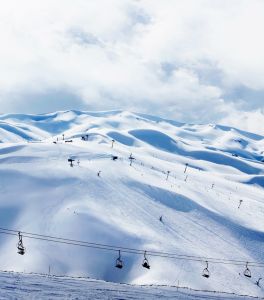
(0, 110, 263, 298)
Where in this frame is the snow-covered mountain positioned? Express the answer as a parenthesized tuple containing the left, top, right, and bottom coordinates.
(0, 110, 263, 298)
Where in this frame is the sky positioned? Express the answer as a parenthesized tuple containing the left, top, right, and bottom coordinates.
(0, 0, 264, 134)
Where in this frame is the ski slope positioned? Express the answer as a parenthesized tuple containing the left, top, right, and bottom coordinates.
(0, 271, 260, 299)
(0, 110, 263, 298)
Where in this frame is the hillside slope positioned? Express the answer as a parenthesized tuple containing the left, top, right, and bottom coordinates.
(0, 271, 261, 299)
(0, 110, 263, 297)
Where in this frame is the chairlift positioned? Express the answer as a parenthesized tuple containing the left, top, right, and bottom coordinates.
(244, 262, 252, 278)
(115, 250, 123, 269)
(202, 261, 210, 278)
(17, 232, 25, 255)
(142, 251, 150, 269)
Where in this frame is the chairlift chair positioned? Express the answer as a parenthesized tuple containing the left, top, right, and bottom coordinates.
(115, 250, 123, 269)
(17, 232, 25, 255)
(244, 262, 252, 278)
(142, 251, 150, 269)
(202, 261, 210, 278)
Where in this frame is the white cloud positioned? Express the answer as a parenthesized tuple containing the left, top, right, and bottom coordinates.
(0, 0, 263, 134)
(220, 109, 264, 136)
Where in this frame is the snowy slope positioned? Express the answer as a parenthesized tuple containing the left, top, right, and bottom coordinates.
(0, 110, 263, 298)
(0, 271, 261, 299)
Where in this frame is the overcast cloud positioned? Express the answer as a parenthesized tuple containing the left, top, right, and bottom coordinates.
(0, 0, 263, 134)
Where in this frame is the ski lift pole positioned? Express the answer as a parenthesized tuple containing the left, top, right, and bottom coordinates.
(68, 158, 75, 167)
(129, 153, 135, 166)
(238, 200, 243, 209)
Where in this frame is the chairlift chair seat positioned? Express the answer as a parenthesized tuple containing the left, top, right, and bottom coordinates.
(115, 259, 123, 269)
(142, 259, 150, 269)
(244, 269, 251, 278)
(17, 244, 25, 255)
(202, 268, 210, 278)
(18, 248, 25, 255)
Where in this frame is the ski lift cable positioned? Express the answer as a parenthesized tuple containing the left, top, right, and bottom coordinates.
(0, 227, 261, 265)
(0, 228, 145, 254)
(0, 230, 138, 254)
(0, 229, 263, 267)
(0, 230, 248, 266)
(0, 229, 263, 268)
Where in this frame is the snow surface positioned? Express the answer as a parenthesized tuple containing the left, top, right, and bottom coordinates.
(0, 110, 263, 298)
(0, 271, 260, 299)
